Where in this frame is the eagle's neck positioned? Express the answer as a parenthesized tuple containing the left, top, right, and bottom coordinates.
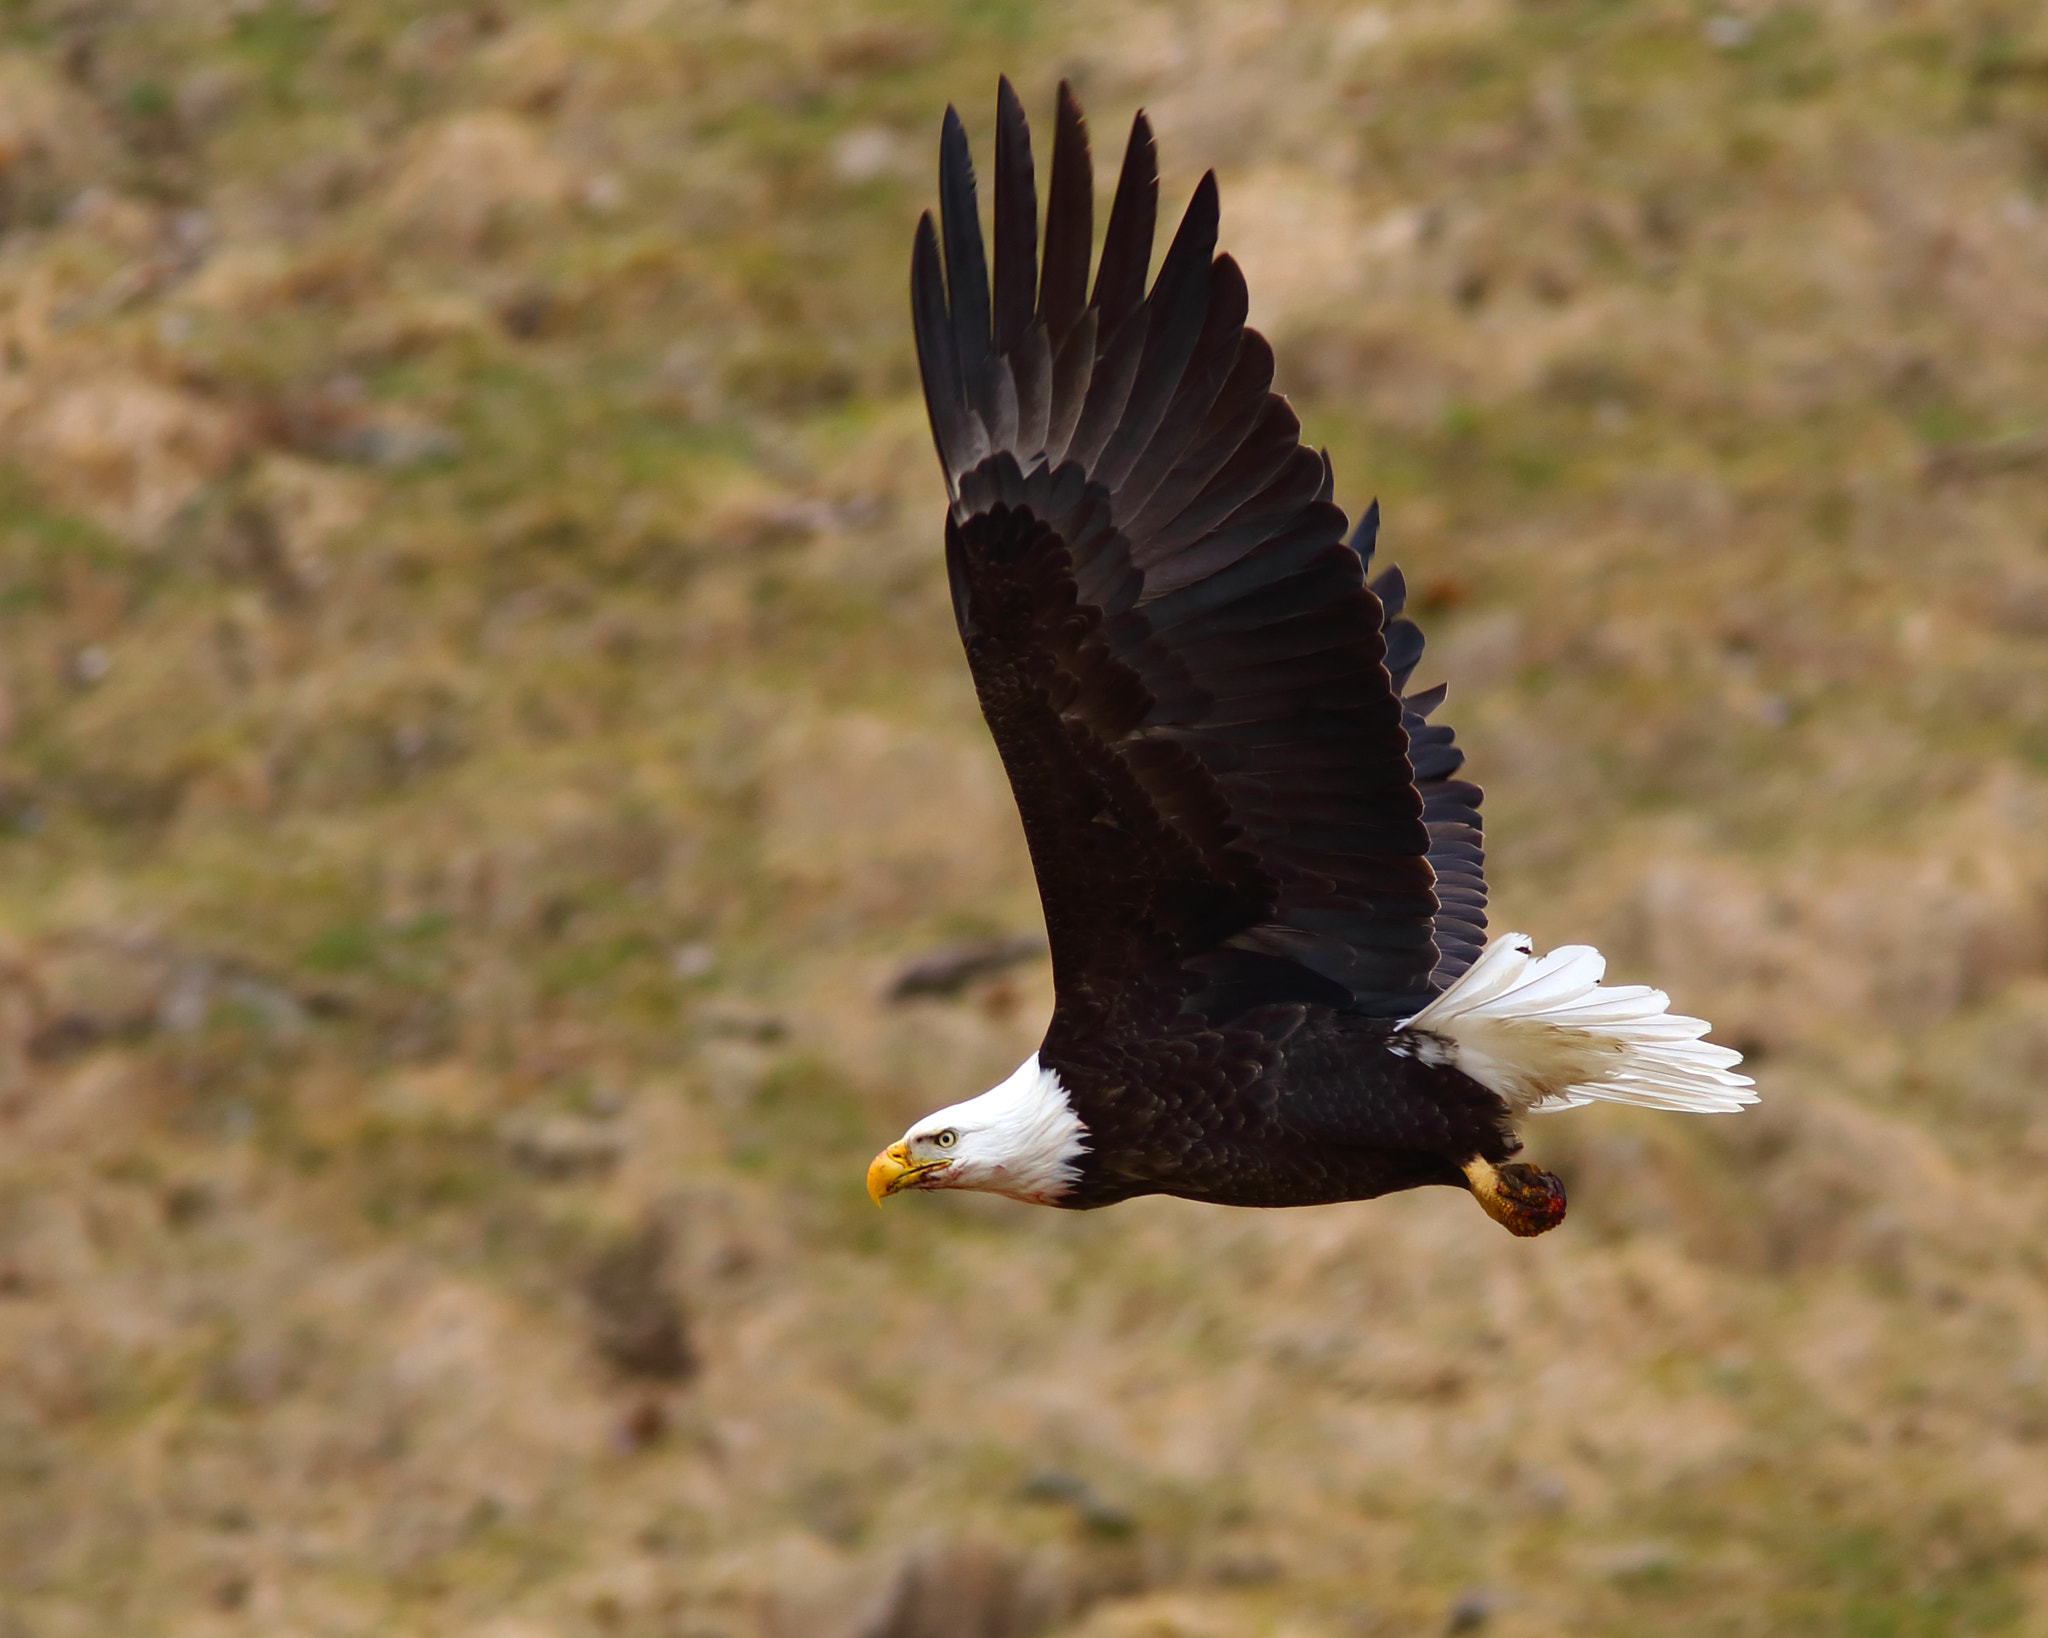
(944, 1054, 1090, 1204)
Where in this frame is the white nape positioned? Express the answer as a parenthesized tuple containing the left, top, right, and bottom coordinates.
(1402, 933, 1757, 1115)
(904, 1054, 1090, 1203)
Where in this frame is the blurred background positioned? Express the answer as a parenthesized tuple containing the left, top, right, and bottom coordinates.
(3, 0, 2048, 1634)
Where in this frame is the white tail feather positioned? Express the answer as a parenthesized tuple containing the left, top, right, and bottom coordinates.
(1401, 933, 1757, 1115)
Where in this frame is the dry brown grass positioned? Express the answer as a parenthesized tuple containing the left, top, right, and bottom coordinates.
(5, 0, 2048, 1633)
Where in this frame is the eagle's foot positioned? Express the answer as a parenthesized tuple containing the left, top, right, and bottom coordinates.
(1462, 1157, 1566, 1238)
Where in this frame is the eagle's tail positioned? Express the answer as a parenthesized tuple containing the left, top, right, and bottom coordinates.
(1401, 933, 1757, 1116)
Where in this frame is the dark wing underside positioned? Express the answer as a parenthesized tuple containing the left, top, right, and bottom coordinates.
(914, 80, 1485, 1024)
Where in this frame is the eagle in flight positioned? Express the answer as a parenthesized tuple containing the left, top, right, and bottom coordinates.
(866, 82, 1754, 1236)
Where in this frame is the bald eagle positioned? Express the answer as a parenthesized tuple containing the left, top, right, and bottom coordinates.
(866, 82, 1754, 1236)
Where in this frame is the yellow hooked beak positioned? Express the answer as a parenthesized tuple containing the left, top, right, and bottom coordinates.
(866, 1141, 948, 1204)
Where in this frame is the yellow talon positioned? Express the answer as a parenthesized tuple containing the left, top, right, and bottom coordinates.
(1463, 1156, 1567, 1237)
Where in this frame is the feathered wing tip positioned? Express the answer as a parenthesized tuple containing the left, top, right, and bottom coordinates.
(1402, 933, 1757, 1116)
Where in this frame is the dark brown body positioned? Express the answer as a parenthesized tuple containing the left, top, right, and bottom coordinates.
(1042, 1002, 1518, 1210)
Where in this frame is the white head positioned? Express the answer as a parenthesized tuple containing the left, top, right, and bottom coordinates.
(866, 1055, 1089, 1206)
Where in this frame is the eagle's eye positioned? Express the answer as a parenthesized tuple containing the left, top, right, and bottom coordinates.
(933, 1129, 958, 1149)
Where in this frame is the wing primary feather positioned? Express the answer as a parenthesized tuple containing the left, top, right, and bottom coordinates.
(1066, 307, 1152, 471)
(1040, 81, 1093, 344)
(1044, 307, 1099, 465)
(992, 76, 1038, 357)
(1095, 171, 1220, 493)
(939, 106, 996, 427)
(989, 357, 1020, 454)
(1012, 318, 1053, 460)
(1091, 111, 1159, 344)
(911, 211, 967, 486)
(1124, 327, 1276, 541)
(1111, 253, 1249, 516)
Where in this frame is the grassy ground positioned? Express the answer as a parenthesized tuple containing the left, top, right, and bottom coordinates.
(5, 0, 2048, 1633)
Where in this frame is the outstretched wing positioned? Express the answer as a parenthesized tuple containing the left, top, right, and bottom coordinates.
(914, 80, 1485, 1023)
